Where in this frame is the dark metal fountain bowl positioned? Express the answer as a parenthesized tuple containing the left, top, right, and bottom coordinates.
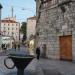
(8, 53, 35, 69)
(4, 53, 35, 75)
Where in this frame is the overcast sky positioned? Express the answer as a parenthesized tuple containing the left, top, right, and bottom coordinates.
(0, 0, 36, 22)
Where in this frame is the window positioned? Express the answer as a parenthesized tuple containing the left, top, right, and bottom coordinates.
(8, 28, 9, 30)
(4, 27, 5, 30)
(12, 32, 14, 35)
(8, 32, 9, 35)
(8, 24, 9, 26)
(12, 28, 14, 30)
(41, 0, 57, 8)
(16, 24, 17, 26)
(43, 2, 47, 7)
(12, 24, 13, 26)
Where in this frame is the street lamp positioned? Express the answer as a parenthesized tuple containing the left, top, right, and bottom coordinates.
(0, 4, 3, 35)
(18, 23, 20, 50)
(0, 4, 3, 51)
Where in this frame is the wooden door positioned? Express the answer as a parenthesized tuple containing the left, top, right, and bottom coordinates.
(59, 35, 72, 61)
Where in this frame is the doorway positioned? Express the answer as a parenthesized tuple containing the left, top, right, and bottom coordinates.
(59, 35, 72, 61)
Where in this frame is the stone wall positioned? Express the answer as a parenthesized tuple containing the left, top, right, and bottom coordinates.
(36, 0, 75, 60)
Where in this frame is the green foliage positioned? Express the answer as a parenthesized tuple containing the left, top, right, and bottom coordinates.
(20, 22, 27, 34)
(20, 22, 27, 42)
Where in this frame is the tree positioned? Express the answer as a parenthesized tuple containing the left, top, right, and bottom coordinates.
(20, 22, 27, 42)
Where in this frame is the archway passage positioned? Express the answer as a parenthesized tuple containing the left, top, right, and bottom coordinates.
(59, 35, 72, 61)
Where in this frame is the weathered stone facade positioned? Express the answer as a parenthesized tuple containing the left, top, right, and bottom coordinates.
(36, 0, 75, 60)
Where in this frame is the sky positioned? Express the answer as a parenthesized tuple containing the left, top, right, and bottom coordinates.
(0, 0, 36, 22)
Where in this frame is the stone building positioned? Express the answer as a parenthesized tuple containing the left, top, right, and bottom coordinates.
(36, 0, 75, 61)
(27, 16, 36, 55)
(27, 16, 36, 39)
(1, 17, 20, 42)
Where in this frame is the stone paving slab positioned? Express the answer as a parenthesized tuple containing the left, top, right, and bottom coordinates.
(0, 55, 75, 75)
(43, 69, 61, 75)
(38, 59, 75, 75)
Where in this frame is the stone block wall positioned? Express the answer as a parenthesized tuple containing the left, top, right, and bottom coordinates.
(72, 32, 75, 61)
(36, 0, 75, 60)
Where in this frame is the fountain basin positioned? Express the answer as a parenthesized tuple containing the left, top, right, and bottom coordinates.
(4, 53, 35, 75)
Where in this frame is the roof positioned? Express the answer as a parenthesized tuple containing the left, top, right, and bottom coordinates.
(1, 20, 18, 23)
(27, 16, 36, 20)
